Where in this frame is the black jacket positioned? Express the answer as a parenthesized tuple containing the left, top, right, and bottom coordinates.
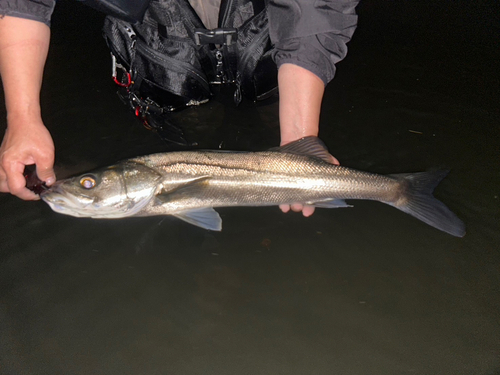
(0, 0, 358, 84)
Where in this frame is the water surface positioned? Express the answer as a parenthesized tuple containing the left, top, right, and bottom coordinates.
(1, 1, 499, 374)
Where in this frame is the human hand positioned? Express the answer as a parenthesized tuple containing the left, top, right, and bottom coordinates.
(277, 64, 336, 217)
(279, 153, 339, 217)
(0, 114, 55, 200)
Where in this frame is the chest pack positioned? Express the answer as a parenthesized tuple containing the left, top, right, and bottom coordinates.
(102, 0, 277, 139)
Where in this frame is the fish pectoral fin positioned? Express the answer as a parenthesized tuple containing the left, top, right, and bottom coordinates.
(173, 208, 222, 231)
(154, 176, 211, 206)
(308, 199, 353, 208)
(271, 136, 333, 163)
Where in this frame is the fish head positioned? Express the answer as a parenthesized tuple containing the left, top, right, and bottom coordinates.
(41, 161, 163, 218)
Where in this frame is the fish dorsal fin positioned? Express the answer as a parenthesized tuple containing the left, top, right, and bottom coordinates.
(174, 208, 222, 231)
(272, 136, 332, 163)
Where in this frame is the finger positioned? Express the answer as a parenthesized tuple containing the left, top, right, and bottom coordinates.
(301, 205, 315, 217)
(9, 180, 39, 200)
(291, 203, 303, 212)
(6, 163, 39, 200)
(0, 169, 9, 193)
(35, 153, 56, 186)
(279, 204, 291, 213)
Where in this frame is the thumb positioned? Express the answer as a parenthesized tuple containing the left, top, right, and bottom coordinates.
(36, 158, 56, 186)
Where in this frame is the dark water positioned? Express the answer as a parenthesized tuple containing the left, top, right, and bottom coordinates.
(1, 1, 499, 374)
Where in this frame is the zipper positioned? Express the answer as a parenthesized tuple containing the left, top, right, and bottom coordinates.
(234, 20, 270, 104)
(237, 22, 269, 79)
(136, 41, 210, 93)
(111, 12, 209, 92)
(214, 49, 225, 84)
(220, 0, 236, 28)
(181, 0, 206, 30)
(234, 72, 243, 105)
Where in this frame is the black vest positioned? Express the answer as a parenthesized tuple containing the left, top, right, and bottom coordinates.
(103, 0, 278, 113)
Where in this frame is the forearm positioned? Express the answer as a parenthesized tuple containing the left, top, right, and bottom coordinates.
(278, 63, 325, 145)
(0, 15, 50, 122)
(0, 15, 55, 199)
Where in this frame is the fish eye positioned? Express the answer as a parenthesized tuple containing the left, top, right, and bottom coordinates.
(80, 175, 97, 189)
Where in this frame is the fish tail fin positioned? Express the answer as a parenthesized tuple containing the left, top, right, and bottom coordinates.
(389, 170, 465, 237)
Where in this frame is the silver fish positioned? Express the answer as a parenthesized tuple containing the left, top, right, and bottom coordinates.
(41, 137, 465, 236)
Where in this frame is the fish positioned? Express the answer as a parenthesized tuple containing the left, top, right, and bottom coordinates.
(40, 137, 465, 237)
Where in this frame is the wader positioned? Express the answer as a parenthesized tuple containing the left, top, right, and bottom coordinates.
(102, 0, 278, 144)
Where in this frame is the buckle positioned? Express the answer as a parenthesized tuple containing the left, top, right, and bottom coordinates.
(194, 28, 238, 46)
(111, 54, 132, 88)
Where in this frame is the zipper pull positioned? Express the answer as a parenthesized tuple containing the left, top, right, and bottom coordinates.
(234, 74, 242, 106)
(215, 49, 225, 84)
(124, 25, 137, 48)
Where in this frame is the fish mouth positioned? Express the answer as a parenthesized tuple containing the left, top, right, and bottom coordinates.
(40, 188, 95, 217)
(40, 185, 155, 219)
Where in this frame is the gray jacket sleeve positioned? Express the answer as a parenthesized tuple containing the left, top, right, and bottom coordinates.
(0, 0, 55, 27)
(268, 0, 359, 84)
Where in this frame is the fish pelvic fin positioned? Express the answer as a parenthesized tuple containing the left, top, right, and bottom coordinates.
(174, 208, 222, 231)
(389, 170, 465, 237)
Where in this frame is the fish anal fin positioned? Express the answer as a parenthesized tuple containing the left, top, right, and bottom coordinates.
(174, 208, 222, 231)
(309, 199, 352, 208)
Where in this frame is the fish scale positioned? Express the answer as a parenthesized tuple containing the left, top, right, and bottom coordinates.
(130, 151, 401, 211)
